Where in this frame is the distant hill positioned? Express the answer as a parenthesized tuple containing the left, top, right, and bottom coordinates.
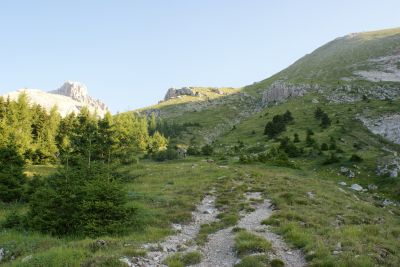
(2, 81, 109, 117)
(135, 27, 400, 146)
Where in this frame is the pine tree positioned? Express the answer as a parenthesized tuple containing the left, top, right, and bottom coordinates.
(148, 112, 157, 135)
(0, 146, 26, 202)
(320, 113, 331, 128)
(97, 112, 116, 163)
(314, 107, 324, 119)
(147, 131, 168, 154)
(71, 107, 99, 167)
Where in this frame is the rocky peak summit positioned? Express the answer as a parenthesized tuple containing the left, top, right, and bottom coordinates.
(50, 81, 89, 102)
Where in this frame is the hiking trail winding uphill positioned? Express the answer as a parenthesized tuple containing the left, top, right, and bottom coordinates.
(122, 191, 306, 267)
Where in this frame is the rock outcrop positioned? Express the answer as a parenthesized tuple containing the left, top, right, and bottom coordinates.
(359, 114, 400, 144)
(164, 87, 195, 101)
(50, 81, 108, 115)
(2, 81, 109, 117)
(262, 81, 316, 106)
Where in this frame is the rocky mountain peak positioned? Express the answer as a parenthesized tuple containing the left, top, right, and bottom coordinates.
(50, 81, 89, 102)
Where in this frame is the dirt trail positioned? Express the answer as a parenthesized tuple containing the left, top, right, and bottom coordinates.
(237, 192, 306, 267)
(121, 193, 219, 267)
(122, 191, 306, 267)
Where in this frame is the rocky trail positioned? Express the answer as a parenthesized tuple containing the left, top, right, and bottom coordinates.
(122, 191, 306, 267)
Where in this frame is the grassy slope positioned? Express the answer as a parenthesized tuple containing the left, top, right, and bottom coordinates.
(2, 158, 400, 266)
(244, 27, 400, 93)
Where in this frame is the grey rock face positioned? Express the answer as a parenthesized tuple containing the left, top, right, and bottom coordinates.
(164, 87, 195, 100)
(50, 81, 108, 116)
(359, 114, 400, 144)
(326, 84, 400, 103)
(262, 81, 315, 106)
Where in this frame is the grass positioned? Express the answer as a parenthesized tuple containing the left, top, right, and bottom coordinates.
(234, 255, 269, 267)
(163, 251, 202, 267)
(234, 230, 272, 257)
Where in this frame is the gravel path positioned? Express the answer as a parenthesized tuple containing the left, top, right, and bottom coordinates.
(122, 191, 306, 267)
(238, 192, 307, 267)
(193, 227, 236, 267)
(122, 193, 219, 267)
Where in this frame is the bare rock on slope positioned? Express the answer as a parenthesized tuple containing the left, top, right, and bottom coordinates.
(262, 81, 317, 106)
(359, 114, 400, 144)
(164, 87, 195, 100)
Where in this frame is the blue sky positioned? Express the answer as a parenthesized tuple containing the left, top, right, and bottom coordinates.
(1, 0, 399, 112)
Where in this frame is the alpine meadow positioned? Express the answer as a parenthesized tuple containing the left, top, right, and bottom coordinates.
(1, 2, 400, 267)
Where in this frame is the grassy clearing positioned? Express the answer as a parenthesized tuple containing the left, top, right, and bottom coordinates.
(0, 159, 233, 266)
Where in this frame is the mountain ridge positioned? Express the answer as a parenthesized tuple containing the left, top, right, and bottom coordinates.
(1, 81, 109, 117)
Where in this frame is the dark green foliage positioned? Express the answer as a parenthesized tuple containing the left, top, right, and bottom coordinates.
(279, 137, 302, 157)
(201, 144, 214, 156)
(0, 146, 26, 202)
(320, 112, 331, 128)
(283, 110, 294, 123)
(320, 143, 329, 151)
(27, 162, 135, 237)
(314, 107, 324, 119)
(153, 148, 179, 161)
(329, 137, 337, 150)
(293, 133, 300, 143)
(187, 145, 201, 156)
(350, 154, 363, 162)
(306, 131, 316, 147)
(323, 153, 340, 165)
(264, 111, 294, 139)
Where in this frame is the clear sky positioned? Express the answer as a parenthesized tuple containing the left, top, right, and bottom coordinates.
(1, 0, 399, 113)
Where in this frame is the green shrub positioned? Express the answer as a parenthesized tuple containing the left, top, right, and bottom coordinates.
(154, 148, 179, 161)
(187, 146, 201, 156)
(201, 144, 214, 156)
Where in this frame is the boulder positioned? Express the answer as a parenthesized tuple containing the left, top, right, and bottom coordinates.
(350, 184, 363, 191)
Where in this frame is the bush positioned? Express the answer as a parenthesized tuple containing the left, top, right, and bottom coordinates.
(154, 148, 179, 161)
(201, 144, 214, 156)
(187, 146, 201, 156)
(27, 162, 136, 237)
